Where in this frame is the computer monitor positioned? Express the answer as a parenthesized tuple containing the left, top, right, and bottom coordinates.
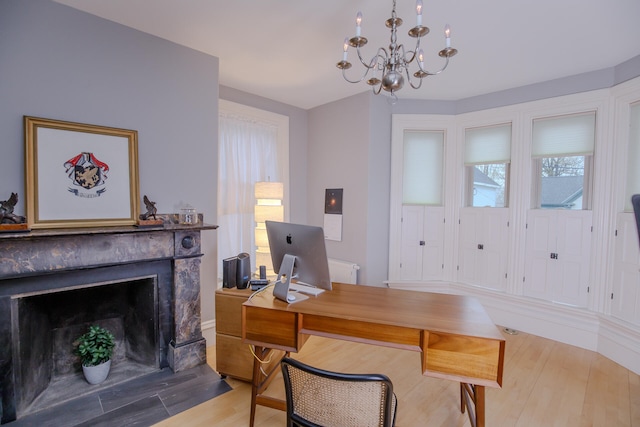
(265, 220, 332, 303)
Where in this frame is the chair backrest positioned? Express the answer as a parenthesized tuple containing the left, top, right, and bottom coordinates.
(280, 357, 396, 427)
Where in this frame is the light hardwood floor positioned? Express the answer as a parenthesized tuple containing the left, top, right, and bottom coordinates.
(154, 328, 640, 426)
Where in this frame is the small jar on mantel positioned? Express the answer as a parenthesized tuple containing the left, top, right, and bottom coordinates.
(179, 206, 198, 225)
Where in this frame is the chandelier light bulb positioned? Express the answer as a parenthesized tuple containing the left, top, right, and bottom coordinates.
(416, 0, 423, 26)
(355, 11, 363, 37)
(343, 38, 349, 60)
(418, 49, 425, 69)
(444, 24, 451, 47)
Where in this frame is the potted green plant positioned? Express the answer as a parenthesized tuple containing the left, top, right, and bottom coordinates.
(74, 325, 115, 385)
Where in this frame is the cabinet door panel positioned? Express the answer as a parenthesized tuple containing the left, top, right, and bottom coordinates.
(612, 213, 640, 324)
(524, 210, 591, 306)
(554, 211, 591, 306)
(458, 208, 480, 284)
(422, 207, 445, 280)
(400, 205, 425, 280)
(481, 209, 509, 291)
(524, 210, 555, 300)
(459, 208, 509, 291)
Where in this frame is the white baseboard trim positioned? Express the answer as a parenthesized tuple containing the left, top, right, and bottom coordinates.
(598, 316, 640, 374)
(202, 319, 216, 345)
(388, 281, 640, 375)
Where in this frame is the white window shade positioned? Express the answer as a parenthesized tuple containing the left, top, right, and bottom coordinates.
(532, 112, 596, 158)
(402, 130, 444, 205)
(464, 123, 512, 165)
(625, 102, 640, 211)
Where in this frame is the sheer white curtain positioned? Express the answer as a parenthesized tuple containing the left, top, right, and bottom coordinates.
(218, 111, 281, 273)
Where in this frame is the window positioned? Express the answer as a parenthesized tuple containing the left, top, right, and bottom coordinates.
(625, 102, 640, 211)
(217, 100, 289, 275)
(464, 123, 511, 207)
(531, 112, 595, 210)
(402, 130, 444, 205)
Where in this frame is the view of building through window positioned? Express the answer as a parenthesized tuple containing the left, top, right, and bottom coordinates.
(539, 155, 586, 209)
(471, 163, 508, 207)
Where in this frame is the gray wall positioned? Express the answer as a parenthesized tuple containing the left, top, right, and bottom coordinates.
(0, 0, 220, 322)
(365, 96, 393, 286)
(306, 92, 384, 285)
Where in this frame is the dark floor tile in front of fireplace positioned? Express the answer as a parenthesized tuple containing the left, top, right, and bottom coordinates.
(9, 363, 232, 427)
(75, 395, 169, 427)
(158, 364, 233, 416)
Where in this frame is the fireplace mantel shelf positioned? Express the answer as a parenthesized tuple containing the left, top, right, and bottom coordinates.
(0, 219, 217, 241)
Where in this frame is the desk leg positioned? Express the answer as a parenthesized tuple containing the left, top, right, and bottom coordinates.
(249, 346, 288, 427)
(460, 383, 485, 427)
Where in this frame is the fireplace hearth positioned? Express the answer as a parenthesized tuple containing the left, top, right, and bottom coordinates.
(0, 218, 217, 424)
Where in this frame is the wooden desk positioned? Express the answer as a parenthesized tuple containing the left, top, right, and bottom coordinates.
(242, 283, 505, 427)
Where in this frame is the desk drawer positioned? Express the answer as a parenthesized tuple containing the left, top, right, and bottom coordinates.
(243, 306, 301, 351)
(422, 332, 504, 388)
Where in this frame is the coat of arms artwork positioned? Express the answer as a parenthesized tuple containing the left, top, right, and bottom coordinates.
(64, 152, 110, 197)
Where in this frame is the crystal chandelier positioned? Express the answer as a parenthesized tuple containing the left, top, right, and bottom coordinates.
(336, 0, 458, 101)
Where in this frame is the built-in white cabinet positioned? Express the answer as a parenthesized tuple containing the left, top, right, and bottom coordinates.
(523, 209, 592, 307)
(611, 213, 640, 324)
(457, 208, 509, 292)
(397, 205, 445, 281)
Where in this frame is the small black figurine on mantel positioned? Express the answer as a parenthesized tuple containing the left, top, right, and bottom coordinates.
(137, 195, 163, 227)
(0, 192, 26, 224)
(139, 195, 158, 221)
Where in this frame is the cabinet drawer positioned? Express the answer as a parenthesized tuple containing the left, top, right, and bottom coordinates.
(216, 333, 285, 382)
(216, 334, 255, 381)
(215, 288, 251, 336)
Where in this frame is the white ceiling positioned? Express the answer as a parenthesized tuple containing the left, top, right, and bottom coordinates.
(54, 0, 640, 110)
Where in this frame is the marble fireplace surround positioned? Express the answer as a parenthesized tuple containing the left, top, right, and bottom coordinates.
(0, 220, 217, 424)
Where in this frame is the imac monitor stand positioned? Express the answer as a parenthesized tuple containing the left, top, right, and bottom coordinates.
(273, 253, 299, 302)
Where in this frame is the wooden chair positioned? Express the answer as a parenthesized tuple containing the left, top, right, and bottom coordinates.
(280, 357, 397, 427)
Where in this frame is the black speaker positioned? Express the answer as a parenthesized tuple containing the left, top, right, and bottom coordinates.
(222, 256, 238, 288)
(236, 252, 251, 289)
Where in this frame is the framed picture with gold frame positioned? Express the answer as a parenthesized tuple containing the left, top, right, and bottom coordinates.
(24, 116, 140, 229)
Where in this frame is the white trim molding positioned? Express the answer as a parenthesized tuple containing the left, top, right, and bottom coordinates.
(202, 319, 216, 346)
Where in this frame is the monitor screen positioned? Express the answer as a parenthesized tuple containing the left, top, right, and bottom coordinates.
(266, 221, 332, 302)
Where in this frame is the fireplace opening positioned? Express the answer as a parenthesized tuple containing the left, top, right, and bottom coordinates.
(13, 276, 160, 418)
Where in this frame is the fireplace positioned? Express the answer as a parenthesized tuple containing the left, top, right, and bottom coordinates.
(0, 219, 216, 424)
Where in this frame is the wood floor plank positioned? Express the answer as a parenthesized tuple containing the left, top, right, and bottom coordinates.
(154, 329, 640, 427)
(487, 331, 555, 426)
(629, 368, 640, 426)
(581, 353, 632, 426)
(516, 341, 593, 427)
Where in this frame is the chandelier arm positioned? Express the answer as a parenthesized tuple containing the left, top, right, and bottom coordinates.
(407, 66, 424, 90)
(355, 45, 389, 70)
(342, 50, 388, 85)
(418, 55, 451, 76)
(401, 38, 421, 65)
(341, 66, 372, 84)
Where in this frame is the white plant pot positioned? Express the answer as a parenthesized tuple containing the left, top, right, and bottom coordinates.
(82, 359, 111, 385)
